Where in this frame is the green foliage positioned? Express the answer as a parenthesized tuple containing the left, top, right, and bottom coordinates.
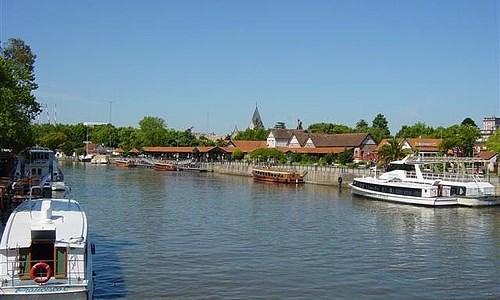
(485, 130, 500, 153)
(91, 124, 119, 147)
(232, 149, 244, 160)
(233, 128, 268, 140)
(290, 153, 317, 165)
(137, 116, 168, 146)
(248, 148, 286, 164)
(38, 131, 68, 151)
(440, 124, 480, 156)
(336, 148, 354, 165)
(308, 123, 352, 134)
(461, 117, 477, 128)
(0, 38, 40, 152)
(372, 114, 390, 137)
(377, 137, 411, 166)
(355, 119, 368, 130)
(396, 122, 435, 138)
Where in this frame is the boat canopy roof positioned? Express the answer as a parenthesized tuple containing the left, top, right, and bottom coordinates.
(0, 199, 88, 249)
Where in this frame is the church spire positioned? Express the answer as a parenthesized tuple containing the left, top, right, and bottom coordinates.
(249, 103, 264, 129)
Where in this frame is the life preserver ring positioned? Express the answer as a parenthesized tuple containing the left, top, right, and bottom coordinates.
(338, 176, 343, 184)
(30, 262, 52, 284)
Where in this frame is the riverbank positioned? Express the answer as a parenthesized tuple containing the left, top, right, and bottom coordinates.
(206, 162, 369, 187)
(204, 161, 500, 195)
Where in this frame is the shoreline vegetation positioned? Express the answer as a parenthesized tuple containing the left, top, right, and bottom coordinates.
(2, 38, 498, 174)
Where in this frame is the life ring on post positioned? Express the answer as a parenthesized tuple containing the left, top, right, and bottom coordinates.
(30, 262, 52, 284)
(338, 176, 343, 184)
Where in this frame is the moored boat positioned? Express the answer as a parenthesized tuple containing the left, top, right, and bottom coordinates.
(11, 147, 67, 198)
(252, 168, 306, 184)
(350, 156, 499, 207)
(154, 161, 177, 171)
(0, 198, 94, 299)
(115, 159, 137, 168)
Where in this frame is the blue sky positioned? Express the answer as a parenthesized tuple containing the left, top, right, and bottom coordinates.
(1, 0, 498, 135)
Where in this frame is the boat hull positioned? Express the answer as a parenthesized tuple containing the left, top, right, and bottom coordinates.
(252, 168, 305, 184)
(0, 285, 91, 299)
(350, 184, 457, 206)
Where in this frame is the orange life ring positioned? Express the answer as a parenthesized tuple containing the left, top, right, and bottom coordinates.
(30, 262, 52, 284)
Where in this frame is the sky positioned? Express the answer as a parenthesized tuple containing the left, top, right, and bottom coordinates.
(1, 0, 499, 135)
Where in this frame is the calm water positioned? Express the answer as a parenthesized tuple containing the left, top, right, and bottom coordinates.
(5, 164, 500, 299)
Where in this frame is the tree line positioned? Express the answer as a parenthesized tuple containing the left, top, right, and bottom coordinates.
(1, 38, 495, 159)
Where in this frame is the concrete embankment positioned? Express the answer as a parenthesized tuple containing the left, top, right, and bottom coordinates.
(206, 162, 371, 187)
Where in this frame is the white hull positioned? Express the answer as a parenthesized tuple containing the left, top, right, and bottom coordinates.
(350, 184, 457, 206)
(0, 199, 93, 300)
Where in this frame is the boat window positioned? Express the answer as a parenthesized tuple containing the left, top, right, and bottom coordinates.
(18, 247, 31, 279)
(54, 247, 67, 278)
(386, 164, 415, 172)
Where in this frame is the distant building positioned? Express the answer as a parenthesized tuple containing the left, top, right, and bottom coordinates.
(249, 105, 264, 129)
(480, 116, 500, 142)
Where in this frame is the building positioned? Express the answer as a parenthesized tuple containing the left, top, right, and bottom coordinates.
(377, 138, 442, 157)
(249, 105, 264, 129)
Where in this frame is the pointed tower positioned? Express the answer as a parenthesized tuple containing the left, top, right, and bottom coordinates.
(249, 104, 264, 129)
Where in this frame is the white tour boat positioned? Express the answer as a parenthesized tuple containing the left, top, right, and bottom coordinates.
(0, 198, 94, 299)
(350, 156, 499, 207)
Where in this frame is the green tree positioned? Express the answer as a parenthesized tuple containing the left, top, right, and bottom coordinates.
(232, 149, 244, 160)
(355, 119, 368, 130)
(92, 124, 118, 147)
(308, 123, 352, 134)
(377, 137, 410, 166)
(396, 122, 435, 138)
(38, 131, 68, 151)
(440, 124, 480, 157)
(485, 130, 500, 153)
(233, 128, 268, 140)
(461, 117, 477, 128)
(0, 38, 40, 152)
(249, 148, 286, 164)
(336, 148, 354, 165)
(117, 126, 139, 151)
(372, 114, 390, 137)
(137, 116, 167, 146)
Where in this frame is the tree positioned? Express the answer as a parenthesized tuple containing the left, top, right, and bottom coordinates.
(377, 137, 410, 166)
(0, 38, 40, 152)
(233, 128, 268, 140)
(372, 114, 390, 137)
(308, 123, 352, 134)
(396, 122, 435, 138)
(248, 148, 286, 164)
(461, 117, 477, 128)
(440, 124, 480, 157)
(355, 119, 368, 130)
(137, 116, 167, 146)
(337, 148, 354, 165)
(91, 124, 118, 147)
(485, 130, 500, 153)
(232, 149, 244, 160)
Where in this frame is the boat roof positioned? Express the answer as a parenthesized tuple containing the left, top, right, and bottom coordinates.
(253, 168, 300, 175)
(0, 198, 88, 249)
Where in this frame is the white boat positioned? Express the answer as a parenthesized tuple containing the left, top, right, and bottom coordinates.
(350, 156, 499, 207)
(0, 198, 94, 299)
(12, 147, 68, 196)
(90, 155, 109, 165)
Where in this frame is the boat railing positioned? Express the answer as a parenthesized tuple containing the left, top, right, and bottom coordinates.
(405, 171, 483, 182)
(2, 250, 88, 287)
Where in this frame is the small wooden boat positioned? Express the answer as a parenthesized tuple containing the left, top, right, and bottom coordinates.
(115, 159, 137, 168)
(154, 161, 177, 171)
(252, 168, 306, 184)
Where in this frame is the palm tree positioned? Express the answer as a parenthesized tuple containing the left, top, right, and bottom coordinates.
(377, 137, 411, 166)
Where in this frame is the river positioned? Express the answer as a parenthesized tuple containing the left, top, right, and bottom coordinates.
(6, 163, 500, 299)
